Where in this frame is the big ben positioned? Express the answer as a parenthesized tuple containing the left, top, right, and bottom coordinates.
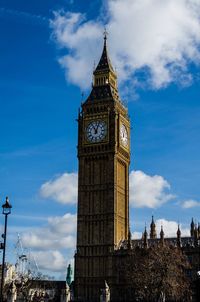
(74, 34, 130, 301)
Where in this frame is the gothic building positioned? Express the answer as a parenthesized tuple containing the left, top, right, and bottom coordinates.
(74, 35, 200, 302)
(74, 33, 130, 301)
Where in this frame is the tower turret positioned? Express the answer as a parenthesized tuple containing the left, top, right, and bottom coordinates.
(66, 264, 72, 286)
(127, 228, 132, 249)
(143, 226, 148, 249)
(194, 225, 199, 247)
(160, 226, 165, 246)
(191, 218, 195, 237)
(177, 224, 181, 248)
(150, 216, 157, 239)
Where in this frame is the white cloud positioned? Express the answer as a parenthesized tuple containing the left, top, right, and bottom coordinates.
(132, 231, 142, 239)
(50, 11, 102, 89)
(131, 219, 190, 239)
(129, 170, 174, 208)
(22, 213, 76, 251)
(182, 199, 200, 208)
(41, 170, 174, 208)
(155, 219, 190, 238)
(21, 213, 77, 274)
(40, 172, 78, 204)
(48, 213, 77, 235)
(32, 250, 67, 272)
(51, 0, 200, 90)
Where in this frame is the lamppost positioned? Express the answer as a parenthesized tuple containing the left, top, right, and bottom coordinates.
(197, 271, 200, 301)
(0, 197, 12, 302)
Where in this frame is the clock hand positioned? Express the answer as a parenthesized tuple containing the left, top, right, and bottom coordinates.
(92, 123, 97, 134)
(94, 121, 100, 134)
(95, 121, 100, 131)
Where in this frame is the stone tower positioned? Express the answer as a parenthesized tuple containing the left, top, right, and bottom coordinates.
(74, 35, 130, 301)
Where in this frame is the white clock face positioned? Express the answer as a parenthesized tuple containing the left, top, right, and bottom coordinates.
(86, 120, 107, 143)
(120, 124, 128, 147)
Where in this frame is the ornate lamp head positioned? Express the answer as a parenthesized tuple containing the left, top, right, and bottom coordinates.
(2, 197, 12, 215)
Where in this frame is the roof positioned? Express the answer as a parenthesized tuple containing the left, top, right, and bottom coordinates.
(94, 35, 115, 74)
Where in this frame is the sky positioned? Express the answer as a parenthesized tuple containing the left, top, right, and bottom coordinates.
(0, 0, 200, 279)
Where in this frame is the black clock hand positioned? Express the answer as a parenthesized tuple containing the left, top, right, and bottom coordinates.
(95, 121, 100, 131)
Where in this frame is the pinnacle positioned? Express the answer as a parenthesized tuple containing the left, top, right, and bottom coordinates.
(94, 33, 115, 74)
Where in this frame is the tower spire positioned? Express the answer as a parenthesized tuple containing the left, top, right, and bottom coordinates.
(150, 215, 157, 239)
(143, 226, 148, 249)
(93, 33, 118, 90)
(191, 218, 195, 237)
(160, 225, 165, 246)
(104, 27, 108, 42)
(177, 224, 181, 248)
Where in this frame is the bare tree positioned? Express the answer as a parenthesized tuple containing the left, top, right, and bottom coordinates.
(122, 244, 191, 302)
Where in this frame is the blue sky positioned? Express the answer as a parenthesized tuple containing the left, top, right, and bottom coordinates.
(1, 0, 200, 279)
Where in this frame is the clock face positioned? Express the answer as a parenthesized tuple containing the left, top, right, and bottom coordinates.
(86, 120, 107, 143)
(120, 124, 128, 147)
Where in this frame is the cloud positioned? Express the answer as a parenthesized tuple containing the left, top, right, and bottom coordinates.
(129, 170, 174, 208)
(40, 172, 78, 204)
(41, 170, 174, 208)
(32, 250, 67, 272)
(131, 219, 190, 239)
(22, 213, 76, 251)
(41, 169, 175, 209)
(155, 219, 190, 238)
(132, 231, 142, 239)
(20, 213, 76, 274)
(182, 199, 200, 209)
(0, 7, 48, 25)
(51, 0, 200, 90)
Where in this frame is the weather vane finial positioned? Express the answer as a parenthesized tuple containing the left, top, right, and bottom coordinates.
(103, 27, 108, 41)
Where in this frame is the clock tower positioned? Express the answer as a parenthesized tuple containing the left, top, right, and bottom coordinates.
(74, 34, 130, 301)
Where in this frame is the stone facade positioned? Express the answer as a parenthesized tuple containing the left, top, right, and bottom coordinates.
(74, 35, 130, 301)
(74, 36, 200, 302)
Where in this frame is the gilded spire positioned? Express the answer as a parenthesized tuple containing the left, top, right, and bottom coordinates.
(93, 32, 118, 90)
(94, 30, 114, 73)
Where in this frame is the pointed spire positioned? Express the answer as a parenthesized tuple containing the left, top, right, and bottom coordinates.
(66, 264, 72, 286)
(127, 228, 132, 249)
(104, 27, 108, 42)
(191, 218, 195, 237)
(177, 224, 181, 236)
(143, 226, 148, 248)
(150, 215, 157, 239)
(94, 31, 114, 73)
(177, 224, 181, 248)
(160, 226, 164, 246)
(194, 224, 199, 247)
(93, 32, 118, 90)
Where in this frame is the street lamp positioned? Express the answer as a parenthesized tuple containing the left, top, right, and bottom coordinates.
(0, 197, 12, 302)
(197, 271, 200, 301)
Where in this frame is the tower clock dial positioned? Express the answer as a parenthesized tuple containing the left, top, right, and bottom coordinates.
(120, 124, 128, 147)
(86, 120, 107, 143)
